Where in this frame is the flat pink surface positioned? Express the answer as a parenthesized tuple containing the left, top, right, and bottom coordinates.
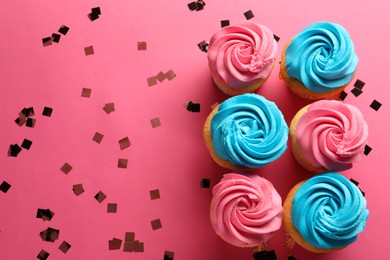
(1, 0, 389, 259)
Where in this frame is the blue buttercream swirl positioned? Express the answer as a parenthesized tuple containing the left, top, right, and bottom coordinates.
(292, 172, 369, 249)
(210, 93, 288, 168)
(285, 22, 358, 93)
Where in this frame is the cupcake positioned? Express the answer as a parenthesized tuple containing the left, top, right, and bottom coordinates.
(280, 21, 358, 99)
(203, 93, 289, 171)
(210, 173, 283, 247)
(290, 100, 368, 173)
(283, 172, 369, 253)
(207, 21, 278, 96)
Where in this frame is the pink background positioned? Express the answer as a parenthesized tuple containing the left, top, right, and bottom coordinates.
(1, 0, 389, 259)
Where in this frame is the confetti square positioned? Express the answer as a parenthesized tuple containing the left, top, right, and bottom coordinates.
(197, 40, 209, 52)
(107, 203, 117, 213)
(52, 33, 61, 43)
(125, 232, 135, 242)
(351, 87, 363, 97)
(156, 71, 166, 83)
(151, 219, 162, 230)
(58, 25, 70, 35)
(370, 100, 382, 111)
(118, 159, 128, 169)
(81, 88, 92, 98)
(221, 20, 230, 28)
(94, 191, 107, 203)
(165, 70, 176, 81)
(84, 46, 94, 55)
(58, 241, 71, 254)
(150, 118, 161, 128)
(103, 103, 115, 114)
(22, 107, 35, 117)
(8, 144, 22, 157)
(36, 208, 55, 221)
(187, 2, 198, 11)
(123, 241, 135, 252)
(15, 115, 26, 126)
(147, 76, 158, 87)
(364, 145, 372, 156)
(72, 184, 85, 196)
(350, 178, 360, 186)
(119, 137, 131, 150)
(21, 139, 32, 150)
(60, 163, 73, 174)
(200, 179, 210, 188)
(91, 7, 101, 15)
(244, 10, 254, 20)
(273, 34, 280, 42)
(40, 227, 60, 242)
(354, 79, 365, 90)
(0, 181, 11, 193)
(164, 251, 175, 260)
(195, 0, 205, 11)
(108, 238, 122, 250)
(186, 101, 200, 112)
(26, 118, 36, 128)
(42, 107, 53, 117)
(134, 241, 144, 252)
(137, 41, 147, 51)
(42, 37, 52, 47)
(92, 132, 104, 144)
(150, 189, 160, 200)
(37, 249, 50, 260)
(88, 12, 99, 21)
(339, 90, 348, 101)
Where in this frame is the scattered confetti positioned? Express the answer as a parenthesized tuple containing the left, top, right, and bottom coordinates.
(149, 189, 160, 200)
(95, 191, 107, 203)
(370, 100, 382, 111)
(40, 227, 60, 242)
(118, 159, 128, 169)
(36, 208, 55, 221)
(339, 90, 348, 101)
(221, 20, 230, 28)
(58, 241, 71, 254)
(42, 107, 53, 117)
(103, 103, 115, 114)
(150, 118, 161, 128)
(92, 132, 104, 144)
(151, 219, 162, 230)
(137, 41, 147, 51)
(72, 184, 85, 196)
(0, 181, 11, 193)
(51, 33, 61, 43)
(125, 232, 135, 242)
(351, 87, 363, 97)
(165, 69, 176, 81)
(273, 34, 280, 42)
(58, 25, 69, 35)
(108, 238, 122, 250)
(253, 250, 277, 260)
(88, 7, 101, 21)
(185, 101, 200, 112)
(107, 203, 117, 213)
(287, 256, 297, 260)
(119, 137, 131, 150)
(244, 10, 254, 20)
(42, 37, 52, 47)
(197, 40, 209, 53)
(133, 241, 144, 252)
(364, 144, 372, 156)
(84, 46, 94, 55)
(147, 76, 158, 87)
(60, 163, 73, 174)
(200, 178, 210, 188)
(123, 241, 135, 252)
(25, 118, 36, 128)
(164, 251, 175, 260)
(21, 139, 32, 150)
(8, 144, 22, 157)
(37, 249, 50, 260)
(81, 88, 92, 98)
(188, 1, 206, 11)
(350, 178, 359, 186)
(156, 71, 166, 83)
(354, 79, 365, 90)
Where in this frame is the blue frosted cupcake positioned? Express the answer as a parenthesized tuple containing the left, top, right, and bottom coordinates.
(203, 93, 289, 170)
(283, 172, 369, 252)
(280, 22, 359, 99)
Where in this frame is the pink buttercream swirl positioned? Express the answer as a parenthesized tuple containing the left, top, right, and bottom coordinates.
(296, 100, 369, 171)
(210, 173, 282, 247)
(207, 21, 278, 88)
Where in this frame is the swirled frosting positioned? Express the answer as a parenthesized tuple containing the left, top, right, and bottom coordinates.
(296, 100, 368, 171)
(285, 21, 358, 93)
(208, 21, 278, 88)
(211, 93, 288, 168)
(211, 173, 282, 247)
(292, 172, 369, 249)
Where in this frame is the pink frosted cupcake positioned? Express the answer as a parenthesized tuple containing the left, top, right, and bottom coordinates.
(207, 21, 278, 96)
(290, 100, 369, 173)
(210, 173, 282, 248)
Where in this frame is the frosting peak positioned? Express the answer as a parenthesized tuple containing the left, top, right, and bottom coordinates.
(208, 21, 278, 88)
(211, 173, 283, 247)
(285, 21, 358, 93)
(211, 94, 289, 168)
(295, 100, 368, 171)
(292, 172, 369, 249)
